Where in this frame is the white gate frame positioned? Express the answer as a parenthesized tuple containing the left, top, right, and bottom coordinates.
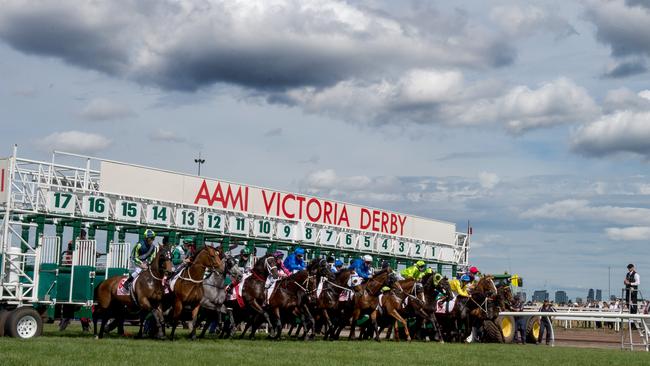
(68, 239, 96, 303)
(106, 242, 130, 270)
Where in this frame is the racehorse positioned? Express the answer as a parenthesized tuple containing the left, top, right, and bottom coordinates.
(442, 275, 498, 342)
(317, 268, 353, 340)
(233, 254, 276, 339)
(348, 268, 396, 341)
(189, 255, 243, 339)
(93, 246, 173, 339)
(267, 259, 326, 340)
(167, 245, 225, 340)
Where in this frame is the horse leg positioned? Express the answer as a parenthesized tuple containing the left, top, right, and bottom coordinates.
(431, 314, 444, 343)
(136, 310, 146, 339)
(189, 305, 201, 340)
(390, 310, 411, 342)
(394, 320, 400, 342)
(152, 307, 166, 340)
(349, 308, 360, 340)
(273, 307, 282, 340)
(92, 307, 101, 338)
(97, 308, 109, 339)
(371, 310, 381, 342)
(169, 300, 182, 341)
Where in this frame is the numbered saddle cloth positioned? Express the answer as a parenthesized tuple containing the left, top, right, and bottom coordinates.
(435, 297, 456, 314)
(316, 277, 325, 298)
(348, 275, 363, 287)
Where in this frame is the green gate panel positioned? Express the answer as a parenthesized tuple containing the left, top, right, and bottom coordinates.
(106, 268, 129, 279)
(56, 270, 72, 301)
(71, 266, 95, 302)
(38, 263, 59, 301)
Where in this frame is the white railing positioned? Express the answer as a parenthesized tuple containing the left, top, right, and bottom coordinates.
(39, 236, 60, 264)
(73, 240, 96, 267)
(106, 242, 130, 269)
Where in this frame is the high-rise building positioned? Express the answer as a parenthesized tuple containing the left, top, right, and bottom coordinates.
(532, 290, 549, 303)
(555, 290, 568, 304)
(516, 291, 527, 303)
(596, 289, 602, 302)
(576, 297, 583, 305)
(587, 288, 595, 302)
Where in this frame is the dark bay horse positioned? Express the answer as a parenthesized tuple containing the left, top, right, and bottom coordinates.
(94, 246, 173, 339)
(234, 254, 276, 339)
(440, 275, 498, 342)
(189, 255, 243, 339)
(167, 245, 225, 340)
(318, 268, 353, 340)
(348, 269, 396, 341)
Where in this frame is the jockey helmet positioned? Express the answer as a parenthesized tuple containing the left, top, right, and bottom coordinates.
(416, 260, 426, 268)
(334, 259, 344, 267)
(144, 229, 156, 239)
(272, 250, 284, 259)
(469, 266, 479, 274)
(381, 286, 391, 292)
(460, 274, 471, 282)
(294, 248, 305, 256)
(433, 273, 443, 285)
(241, 247, 252, 256)
(362, 254, 373, 262)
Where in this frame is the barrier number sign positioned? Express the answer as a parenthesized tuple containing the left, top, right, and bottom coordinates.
(341, 233, 356, 249)
(47, 191, 76, 214)
(176, 209, 198, 229)
(426, 245, 436, 260)
(146, 205, 171, 226)
(378, 238, 393, 254)
(393, 240, 410, 256)
(253, 219, 273, 238)
(228, 216, 249, 235)
(302, 225, 317, 244)
(359, 235, 374, 251)
(319, 229, 338, 246)
(412, 242, 425, 258)
(203, 213, 225, 233)
(276, 223, 296, 241)
(82, 195, 108, 219)
(115, 200, 141, 222)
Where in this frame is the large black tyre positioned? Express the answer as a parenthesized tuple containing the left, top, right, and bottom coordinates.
(482, 320, 504, 343)
(496, 315, 515, 343)
(0, 309, 12, 337)
(7, 307, 43, 338)
(526, 316, 541, 344)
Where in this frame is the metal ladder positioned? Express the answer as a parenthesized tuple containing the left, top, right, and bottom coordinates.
(621, 288, 649, 351)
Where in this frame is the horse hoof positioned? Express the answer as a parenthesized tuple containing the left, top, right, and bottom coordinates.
(94, 335, 99, 340)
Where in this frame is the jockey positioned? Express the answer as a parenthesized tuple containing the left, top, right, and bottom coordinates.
(172, 238, 197, 276)
(265, 251, 290, 303)
(123, 229, 158, 291)
(171, 241, 185, 269)
(449, 274, 471, 298)
(468, 266, 480, 281)
(401, 260, 429, 280)
(334, 259, 344, 272)
(236, 247, 255, 273)
(349, 255, 374, 280)
(326, 256, 336, 273)
(284, 247, 306, 272)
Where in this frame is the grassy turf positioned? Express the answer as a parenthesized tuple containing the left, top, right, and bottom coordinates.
(1, 325, 648, 366)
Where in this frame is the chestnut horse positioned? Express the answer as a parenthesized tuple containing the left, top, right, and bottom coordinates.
(93, 246, 173, 339)
(348, 268, 396, 341)
(167, 245, 224, 340)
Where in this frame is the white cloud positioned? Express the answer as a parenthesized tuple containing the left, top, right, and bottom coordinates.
(35, 131, 112, 153)
(79, 98, 135, 121)
(305, 169, 371, 191)
(605, 226, 650, 241)
(478, 172, 500, 189)
(149, 129, 187, 143)
(490, 4, 576, 40)
(522, 199, 650, 226)
(571, 111, 650, 157)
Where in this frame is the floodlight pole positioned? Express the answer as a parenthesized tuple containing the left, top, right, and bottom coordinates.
(194, 152, 205, 176)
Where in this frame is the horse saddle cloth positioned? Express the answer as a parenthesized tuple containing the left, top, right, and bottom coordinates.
(169, 270, 184, 292)
(338, 290, 352, 302)
(348, 275, 362, 287)
(435, 297, 456, 314)
(117, 274, 140, 297)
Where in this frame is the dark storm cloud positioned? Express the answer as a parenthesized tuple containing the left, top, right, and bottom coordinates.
(0, 0, 516, 93)
(602, 59, 648, 78)
(584, 0, 650, 58)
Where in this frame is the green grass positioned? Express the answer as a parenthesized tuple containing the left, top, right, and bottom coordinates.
(1, 325, 648, 366)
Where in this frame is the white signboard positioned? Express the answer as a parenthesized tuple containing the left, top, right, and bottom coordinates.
(176, 209, 198, 229)
(46, 191, 76, 215)
(253, 219, 273, 238)
(301, 224, 317, 244)
(411, 242, 426, 258)
(82, 195, 109, 219)
(115, 200, 141, 222)
(393, 239, 411, 257)
(0, 158, 8, 204)
(99, 161, 456, 245)
(228, 216, 249, 235)
(146, 204, 171, 226)
(340, 232, 357, 250)
(276, 222, 297, 241)
(377, 237, 393, 254)
(319, 228, 338, 246)
(203, 212, 225, 233)
(358, 235, 375, 252)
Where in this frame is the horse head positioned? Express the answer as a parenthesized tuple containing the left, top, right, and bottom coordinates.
(195, 245, 225, 273)
(496, 284, 515, 311)
(225, 256, 244, 283)
(475, 275, 498, 298)
(153, 246, 173, 277)
(254, 254, 275, 277)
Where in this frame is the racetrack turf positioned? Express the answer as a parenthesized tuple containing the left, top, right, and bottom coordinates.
(1, 325, 648, 366)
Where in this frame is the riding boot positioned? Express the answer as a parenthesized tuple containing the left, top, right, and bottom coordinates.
(123, 275, 134, 291)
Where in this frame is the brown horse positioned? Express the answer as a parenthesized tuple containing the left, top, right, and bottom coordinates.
(93, 246, 173, 339)
(236, 254, 276, 339)
(444, 275, 498, 342)
(348, 269, 395, 341)
(167, 245, 224, 340)
(377, 288, 413, 341)
(318, 268, 353, 340)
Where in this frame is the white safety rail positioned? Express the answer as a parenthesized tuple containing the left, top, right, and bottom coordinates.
(72, 240, 96, 267)
(39, 236, 61, 264)
(499, 311, 650, 351)
(0, 213, 41, 304)
(106, 242, 130, 270)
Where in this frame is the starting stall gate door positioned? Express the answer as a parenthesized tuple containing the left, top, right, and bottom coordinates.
(37, 236, 60, 302)
(106, 242, 131, 278)
(56, 240, 97, 303)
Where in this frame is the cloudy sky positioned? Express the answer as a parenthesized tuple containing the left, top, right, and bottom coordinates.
(1, 0, 649, 300)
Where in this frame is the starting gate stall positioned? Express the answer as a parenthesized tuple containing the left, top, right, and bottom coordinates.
(105, 242, 131, 278)
(0, 145, 471, 338)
